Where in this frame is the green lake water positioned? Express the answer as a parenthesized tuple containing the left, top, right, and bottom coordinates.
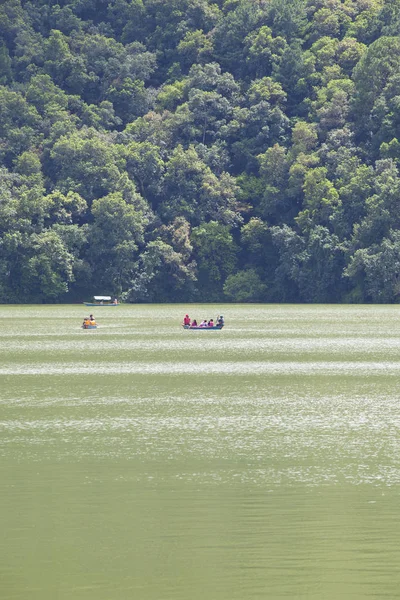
(1, 304, 400, 599)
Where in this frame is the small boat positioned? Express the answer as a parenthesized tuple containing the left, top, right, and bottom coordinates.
(183, 325, 223, 330)
(83, 296, 118, 306)
(82, 324, 97, 329)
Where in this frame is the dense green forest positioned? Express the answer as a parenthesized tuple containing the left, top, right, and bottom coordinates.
(2, 0, 400, 303)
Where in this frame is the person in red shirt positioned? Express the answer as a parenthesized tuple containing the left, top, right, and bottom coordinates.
(183, 314, 191, 326)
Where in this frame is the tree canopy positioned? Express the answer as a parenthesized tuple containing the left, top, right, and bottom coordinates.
(1, 0, 400, 303)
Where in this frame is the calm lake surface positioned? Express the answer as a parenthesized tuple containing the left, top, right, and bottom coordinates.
(1, 304, 400, 599)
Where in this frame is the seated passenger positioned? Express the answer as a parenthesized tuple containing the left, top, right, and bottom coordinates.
(191, 319, 198, 327)
(208, 319, 214, 327)
(200, 319, 207, 327)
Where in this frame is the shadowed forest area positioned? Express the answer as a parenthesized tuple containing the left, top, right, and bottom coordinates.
(1, 0, 400, 303)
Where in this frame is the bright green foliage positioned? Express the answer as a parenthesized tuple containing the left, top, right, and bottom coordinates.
(177, 30, 214, 69)
(257, 144, 292, 222)
(224, 268, 267, 301)
(48, 128, 125, 202)
(0, 87, 42, 165)
(0, 44, 12, 84)
(345, 230, 400, 303)
(130, 217, 196, 301)
(296, 166, 340, 232)
(212, 0, 268, 74)
(125, 141, 164, 199)
(20, 230, 76, 300)
(1, 0, 400, 303)
(267, 0, 307, 41)
(155, 80, 186, 111)
(351, 159, 400, 248)
(244, 26, 287, 78)
(106, 77, 151, 123)
(160, 144, 240, 225)
(87, 191, 148, 294)
(295, 226, 347, 302)
(353, 36, 400, 151)
(269, 224, 304, 301)
(191, 221, 238, 300)
(239, 217, 278, 288)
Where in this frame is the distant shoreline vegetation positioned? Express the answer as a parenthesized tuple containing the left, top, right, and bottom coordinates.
(1, 0, 400, 304)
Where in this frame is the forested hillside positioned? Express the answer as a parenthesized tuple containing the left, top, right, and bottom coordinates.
(2, 0, 400, 303)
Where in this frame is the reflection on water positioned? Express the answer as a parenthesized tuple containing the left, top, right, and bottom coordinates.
(1, 304, 400, 599)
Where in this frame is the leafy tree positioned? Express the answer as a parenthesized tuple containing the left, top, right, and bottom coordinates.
(267, 0, 307, 41)
(191, 221, 238, 300)
(243, 25, 287, 79)
(296, 166, 340, 232)
(224, 268, 267, 301)
(296, 226, 347, 302)
(333, 162, 374, 237)
(257, 144, 292, 222)
(14, 150, 43, 186)
(107, 0, 146, 40)
(0, 87, 42, 165)
(87, 191, 148, 294)
(125, 141, 164, 200)
(345, 230, 400, 303)
(223, 77, 289, 172)
(367, 0, 400, 38)
(137, 238, 196, 301)
(159, 144, 241, 225)
(290, 121, 318, 157)
(351, 159, 400, 248)
(106, 77, 153, 123)
(0, 0, 400, 304)
(48, 128, 124, 203)
(20, 229, 77, 302)
(352, 36, 400, 150)
(25, 73, 69, 117)
(188, 88, 233, 143)
(312, 78, 354, 139)
(212, 0, 268, 74)
(286, 151, 320, 207)
(177, 30, 213, 69)
(336, 37, 366, 74)
(0, 44, 12, 84)
(186, 61, 240, 98)
(155, 80, 186, 112)
(130, 216, 196, 301)
(269, 224, 304, 301)
(274, 41, 315, 115)
(0, 0, 28, 49)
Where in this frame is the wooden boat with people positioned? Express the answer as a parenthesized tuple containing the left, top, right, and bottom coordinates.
(83, 295, 118, 306)
(183, 324, 223, 330)
(182, 315, 224, 330)
(81, 324, 97, 329)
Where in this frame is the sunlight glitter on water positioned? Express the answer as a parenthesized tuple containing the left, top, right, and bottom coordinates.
(3, 304, 400, 600)
(2, 360, 400, 375)
(3, 335, 400, 354)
